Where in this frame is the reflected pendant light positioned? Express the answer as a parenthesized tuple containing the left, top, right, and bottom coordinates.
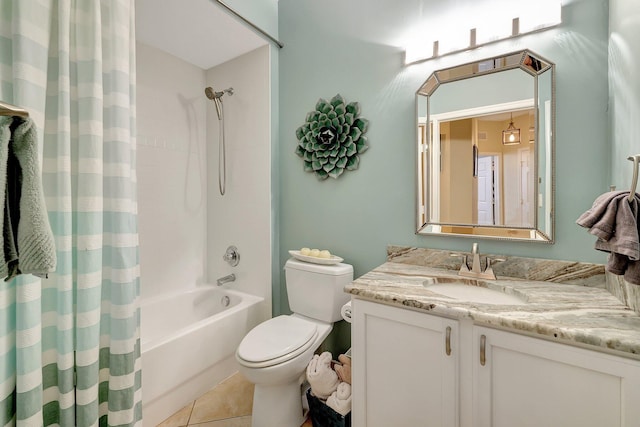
(502, 113, 521, 145)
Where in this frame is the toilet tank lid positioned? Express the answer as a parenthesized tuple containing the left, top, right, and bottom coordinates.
(285, 258, 353, 276)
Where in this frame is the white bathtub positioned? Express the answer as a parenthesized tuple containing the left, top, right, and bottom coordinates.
(141, 287, 264, 426)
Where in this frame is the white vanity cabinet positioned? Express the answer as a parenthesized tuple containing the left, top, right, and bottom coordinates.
(352, 298, 640, 427)
(352, 299, 459, 427)
(473, 325, 640, 427)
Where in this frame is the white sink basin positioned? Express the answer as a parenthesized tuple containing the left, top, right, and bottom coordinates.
(424, 281, 527, 305)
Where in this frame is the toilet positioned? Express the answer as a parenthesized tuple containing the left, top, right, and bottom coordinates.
(236, 258, 353, 427)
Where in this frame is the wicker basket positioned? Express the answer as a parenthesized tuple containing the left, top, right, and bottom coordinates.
(306, 389, 351, 427)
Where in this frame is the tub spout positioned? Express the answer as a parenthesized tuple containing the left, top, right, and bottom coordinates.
(217, 273, 236, 286)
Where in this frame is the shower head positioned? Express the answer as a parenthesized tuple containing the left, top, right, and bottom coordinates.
(205, 86, 234, 120)
(204, 86, 217, 100)
(204, 86, 234, 100)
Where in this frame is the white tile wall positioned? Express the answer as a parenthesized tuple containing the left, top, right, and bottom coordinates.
(137, 42, 272, 321)
(137, 42, 208, 301)
(206, 46, 272, 319)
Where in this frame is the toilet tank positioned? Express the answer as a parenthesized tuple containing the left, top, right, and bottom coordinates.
(285, 258, 353, 323)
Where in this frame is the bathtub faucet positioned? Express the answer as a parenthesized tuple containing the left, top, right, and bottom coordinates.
(217, 273, 236, 286)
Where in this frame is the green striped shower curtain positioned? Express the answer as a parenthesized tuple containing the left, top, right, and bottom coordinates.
(0, 1, 141, 426)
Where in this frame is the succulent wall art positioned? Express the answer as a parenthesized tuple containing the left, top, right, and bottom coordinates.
(295, 94, 369, 180)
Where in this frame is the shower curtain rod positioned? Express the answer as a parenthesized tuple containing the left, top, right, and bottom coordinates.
(0, 100, 29, 118)
(213, 0, 284, 49)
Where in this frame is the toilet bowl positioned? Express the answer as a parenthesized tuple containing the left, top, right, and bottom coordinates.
(235, 258, 353, 427)
(236, 314, 332, 427)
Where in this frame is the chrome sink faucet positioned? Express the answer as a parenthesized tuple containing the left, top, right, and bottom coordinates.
(217, 273, 236, 286)
(456, 243, 501, 280)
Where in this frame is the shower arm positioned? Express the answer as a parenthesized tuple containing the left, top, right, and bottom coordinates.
(205, 86, 233, 121)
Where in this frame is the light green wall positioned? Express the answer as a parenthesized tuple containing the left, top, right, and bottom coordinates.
(609, 1, 640, 191)
(277, 0, 610, 314)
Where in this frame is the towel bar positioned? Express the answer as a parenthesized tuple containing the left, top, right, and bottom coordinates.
(628, 155, 640, 201)
(0, 100, 29, 118)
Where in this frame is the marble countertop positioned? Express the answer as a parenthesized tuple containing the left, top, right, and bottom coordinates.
(345, 261, 640, 359)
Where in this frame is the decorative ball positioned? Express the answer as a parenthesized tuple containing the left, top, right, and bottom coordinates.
(310, 249, 320, 257)
(300, 247, 311, 256)
(319, 250, 331, 259)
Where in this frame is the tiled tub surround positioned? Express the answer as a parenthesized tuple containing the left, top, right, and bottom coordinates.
(346, 246, 640, 359)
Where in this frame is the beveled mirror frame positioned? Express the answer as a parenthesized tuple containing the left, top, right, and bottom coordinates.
(416, 50, 555, 242)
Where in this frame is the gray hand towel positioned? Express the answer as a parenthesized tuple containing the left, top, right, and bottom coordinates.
(594, 196, 640, 260)
(5, 117, 22, 279)
(578, 191, 640, 285)
(606, 252, 628, 276)
(0, 117, 57, 279)
(9, 117, 57, 278)
(576, 190, 628, 231)
(582, 193, 628, 241)
(623, 257, 640, 285)
(0, 117, 12, 279)
(606, 253, 640, 286)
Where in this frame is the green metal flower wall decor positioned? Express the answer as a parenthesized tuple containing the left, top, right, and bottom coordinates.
(295, 94, 369, 180)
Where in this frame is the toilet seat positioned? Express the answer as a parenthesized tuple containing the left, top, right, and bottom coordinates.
(236, 315, 319, 368)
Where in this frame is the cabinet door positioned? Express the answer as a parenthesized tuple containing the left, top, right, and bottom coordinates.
(352, 299, 458, 427)
(473, 326, 640, 427)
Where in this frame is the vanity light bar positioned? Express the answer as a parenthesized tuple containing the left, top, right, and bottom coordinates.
(405, 11, 561, 65)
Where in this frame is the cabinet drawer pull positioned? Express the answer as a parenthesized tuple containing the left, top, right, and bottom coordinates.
(445, 326, 452, 356)
(480, 334, 486, 366)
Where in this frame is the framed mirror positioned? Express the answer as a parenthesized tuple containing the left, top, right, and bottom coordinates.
(416, 50, 554, 242)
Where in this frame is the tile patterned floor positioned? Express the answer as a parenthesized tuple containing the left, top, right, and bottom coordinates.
(156, 372, 313, 427)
